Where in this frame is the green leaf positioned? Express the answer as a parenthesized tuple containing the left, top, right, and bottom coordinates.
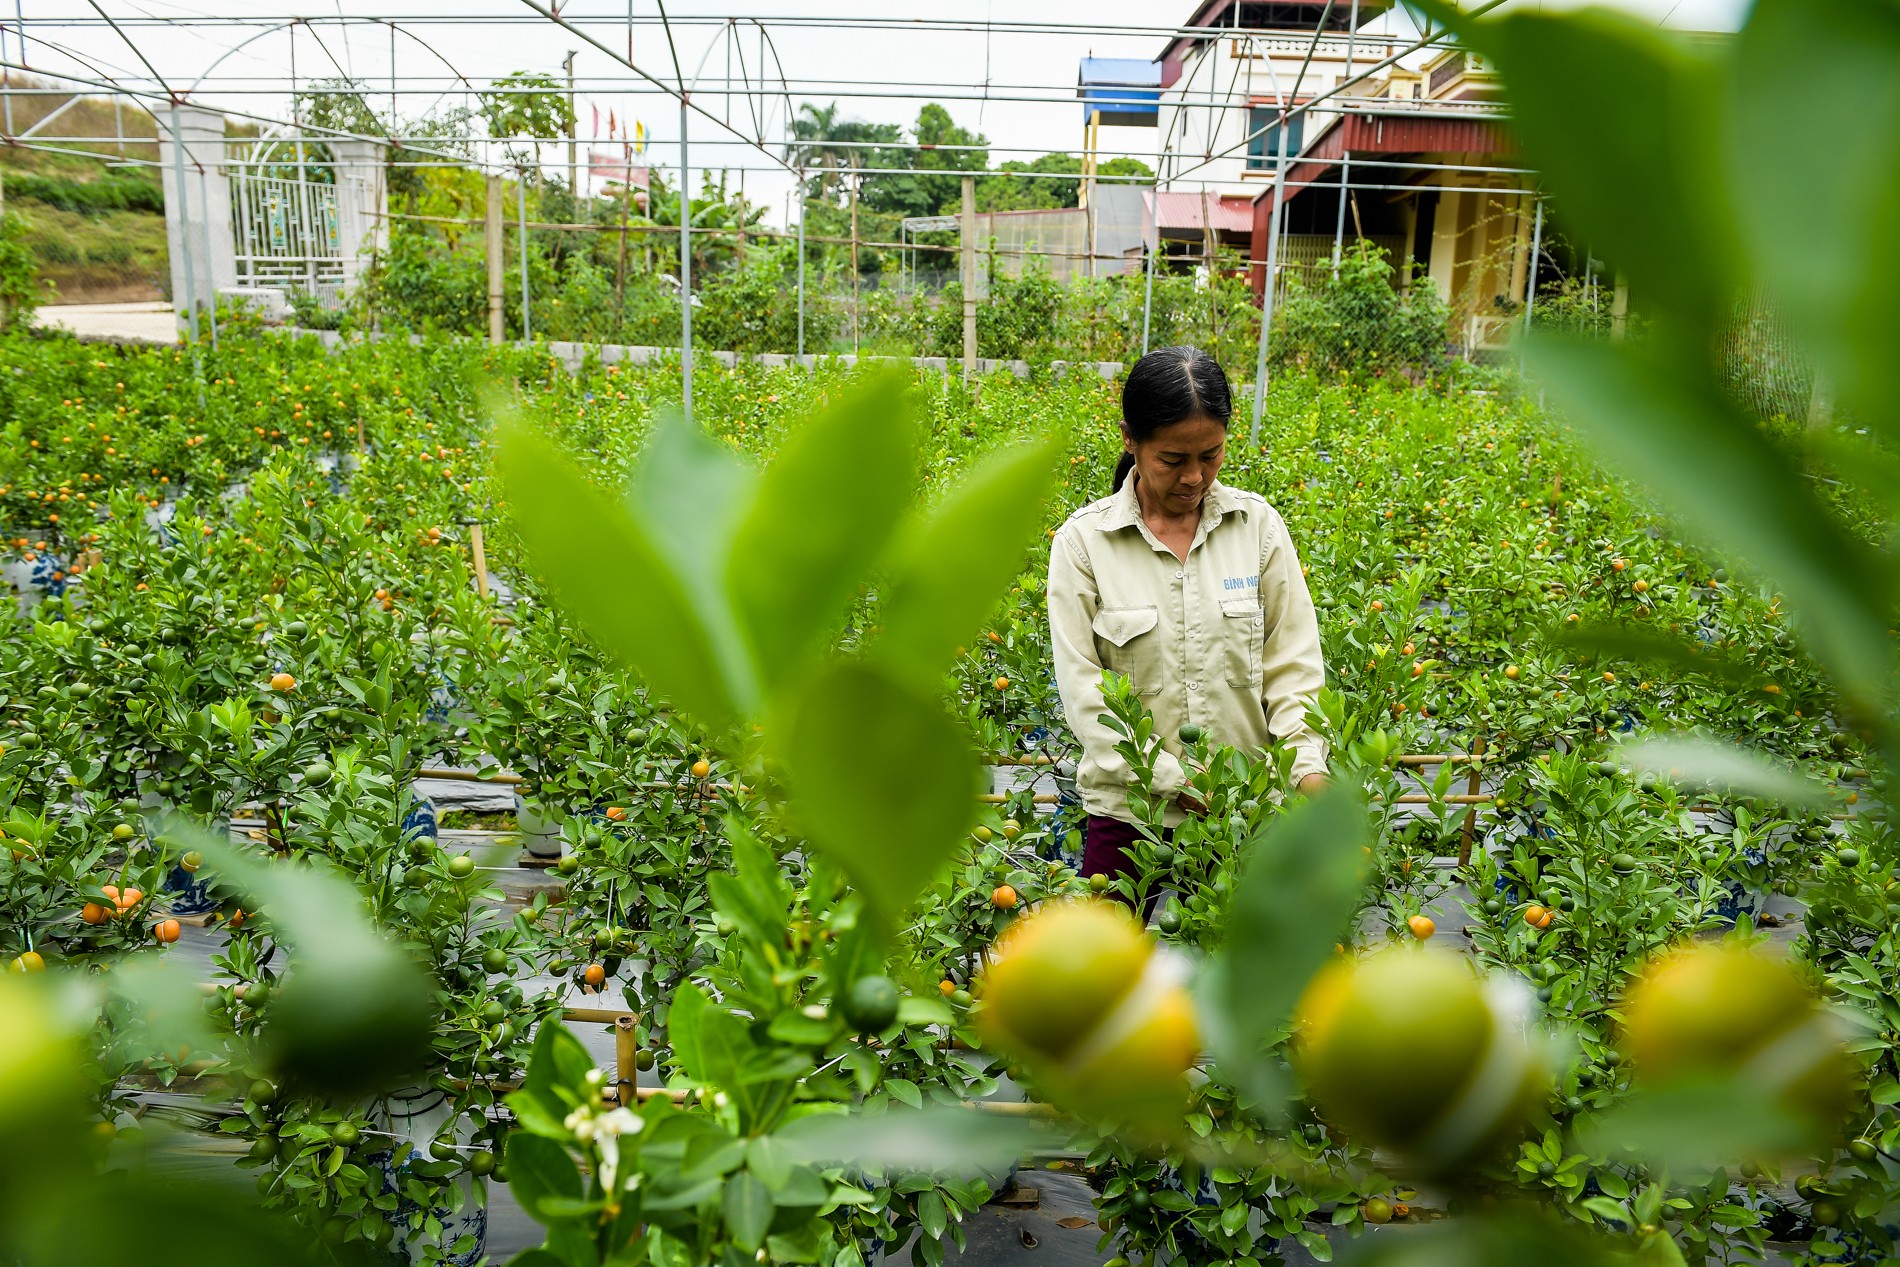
(723, 1171, 776, 1253)
(875, 438, 1060, 684)
(1433, 3, 1736, 331)
(1727, 0, 1900, 433)
(708, 820, 796, 952)
(896, 995, 954, 1027)
(776, 661, 980, 927)
(505, 1131, 586, 1223)
(728, 369, 917, 696)
(746, 1135, 794, 1190)
(495, 420, 745, 727)
(682, 1132, 749, 1182)
(667, 982, 709, 1089)
(625, 413, 761, 707)
(1197, 784, 1369, 1115)
(1580, 1197, 1630, 1225)
(504, 1251, 572, 1267)
(1616, 736, 1832, 810)
(917, 1191, 949, 1238)
(766, 1010, 839, 1047)
(1528, 337, 1895, 717)
(515, 1020, 597, 1136)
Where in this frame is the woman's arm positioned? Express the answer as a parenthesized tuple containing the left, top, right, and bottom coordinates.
(1258, 507, 1329, 789)
(1048, 526, 1189, 803)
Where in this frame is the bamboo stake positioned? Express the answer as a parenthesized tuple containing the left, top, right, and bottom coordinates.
(467, 521, 490, 599)
(614, 1013, 639, 1106)
(1459, 734, 1487, 866)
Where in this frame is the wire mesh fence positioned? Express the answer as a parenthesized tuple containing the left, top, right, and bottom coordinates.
(1719, 288, 1820, 424)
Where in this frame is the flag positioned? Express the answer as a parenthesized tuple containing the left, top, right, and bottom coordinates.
(608, 108, 617, 139)
(634, 119, 646, 156)
(592, 103, 600, 138)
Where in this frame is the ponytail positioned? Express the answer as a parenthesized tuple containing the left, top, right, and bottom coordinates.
(1111, 452, 1137, 492)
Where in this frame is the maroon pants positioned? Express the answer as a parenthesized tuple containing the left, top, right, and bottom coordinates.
(1082, 815, 1169, 918)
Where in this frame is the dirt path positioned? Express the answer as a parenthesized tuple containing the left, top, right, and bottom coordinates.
(33, 301, 178, 344)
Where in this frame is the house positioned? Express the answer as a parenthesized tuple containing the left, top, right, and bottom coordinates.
(1152, 0, 1402, 200)
(1247, 88, 1532, 349)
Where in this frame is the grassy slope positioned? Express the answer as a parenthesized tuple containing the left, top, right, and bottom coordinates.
(1, 79, 167, 302)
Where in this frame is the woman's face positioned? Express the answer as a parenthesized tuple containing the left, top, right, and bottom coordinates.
(1124, 415, 1228, 512)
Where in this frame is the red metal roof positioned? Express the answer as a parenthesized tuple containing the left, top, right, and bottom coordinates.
(1149, 190, 1255, 235)
(1253, 109, 1516, 212)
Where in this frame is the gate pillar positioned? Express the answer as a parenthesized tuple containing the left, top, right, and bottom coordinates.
(329, 139, 388, 293)
(158, 104, 237, 334)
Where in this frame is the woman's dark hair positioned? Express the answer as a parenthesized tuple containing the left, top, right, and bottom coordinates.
(1113, 346, 1233, 492)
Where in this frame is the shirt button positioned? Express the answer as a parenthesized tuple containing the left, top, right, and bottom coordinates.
(1188, 681, 1200, 692)
(1174, 569, 1184, 579)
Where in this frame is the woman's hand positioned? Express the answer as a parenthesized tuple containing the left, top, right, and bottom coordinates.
(1296, 772, 1328, 796)
(1176, 788, 1210, 817)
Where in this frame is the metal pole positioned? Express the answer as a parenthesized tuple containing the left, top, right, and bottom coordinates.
(1521, 196, 1545, 335)
(1141, 181, 1158, 355)
(960, 173, 977, 384)
(1332, 0, 1358, 271)
(679, 93, 692, 424)
(518, 170, 531, 342)
(169, 105, 200, 345)
(197, 165, 219, 350)
(1248, 108, 1293, 448)
(795, 171, 805, 358)
(564, 50, 577, 199)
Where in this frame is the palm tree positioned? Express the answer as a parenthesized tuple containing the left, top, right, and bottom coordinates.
(785, 102, 848, 201)
(784, 102, 899, 205)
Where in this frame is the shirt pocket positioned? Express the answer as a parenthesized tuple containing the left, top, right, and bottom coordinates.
(1220, 598, 1264, 689)
(1092, 605, 1162, 697)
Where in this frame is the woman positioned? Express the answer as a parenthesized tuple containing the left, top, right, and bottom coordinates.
(1048, 346, 1327, 896)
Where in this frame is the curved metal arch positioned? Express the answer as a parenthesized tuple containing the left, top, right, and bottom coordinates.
(682, 18, 796, 156)
(187, 16, 478, 105)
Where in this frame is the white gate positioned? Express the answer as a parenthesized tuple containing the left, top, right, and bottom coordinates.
(231, 170, 345, 301)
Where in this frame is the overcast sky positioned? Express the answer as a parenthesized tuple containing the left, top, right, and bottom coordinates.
(14, 0, 1749, 225)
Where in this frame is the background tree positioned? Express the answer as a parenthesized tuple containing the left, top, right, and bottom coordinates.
(480, 71, 575, 176)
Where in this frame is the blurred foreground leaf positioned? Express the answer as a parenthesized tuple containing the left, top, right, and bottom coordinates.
(183, 826, 434, 1097)
(1198, 785, 1370, 1115)
(1616, 735, 1832, 811)
(776, 662, 981, 929)
(1420, 1, 1735, 332)
(729, 369, 916, 694)
(776, 1105, 1058, 1176)
(1576, 1082, 1814, 1176)
(875, 438, 1062, 686)
(1342, 1202, 1619, 1267)
(1545, 622, 1755, 689)
(1528, 338, 1895, 723)
(8, 1168, 370, 1267)
(1728, 0, 1900, 436)
(498, 415, 751, 727)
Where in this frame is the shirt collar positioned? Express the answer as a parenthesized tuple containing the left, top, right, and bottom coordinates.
(1098, 476, 1246, 533)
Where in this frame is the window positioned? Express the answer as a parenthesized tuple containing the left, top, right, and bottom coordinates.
(1246, 107, 1304, 170)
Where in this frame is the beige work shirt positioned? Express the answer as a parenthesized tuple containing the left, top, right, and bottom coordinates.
(1048, 476, 1327, 826)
